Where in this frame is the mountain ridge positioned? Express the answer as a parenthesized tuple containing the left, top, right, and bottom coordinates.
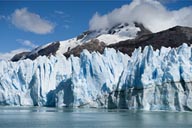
(108, 26, 192, 55)
(10, 22, 149, 61)
(11, 24, 192, 61)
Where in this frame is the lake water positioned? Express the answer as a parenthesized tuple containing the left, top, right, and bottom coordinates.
(0, 107, 191, 128)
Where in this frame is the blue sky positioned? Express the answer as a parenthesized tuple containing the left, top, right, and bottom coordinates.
(0, 1, 131, 53)
(0, 0, 192, 55)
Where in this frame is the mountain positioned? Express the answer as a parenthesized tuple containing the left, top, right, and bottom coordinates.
(1, 23, 192, 111)
(11, 24, 192, 61)
(109, 26, 192, 55)
(11, 22, 150, 61)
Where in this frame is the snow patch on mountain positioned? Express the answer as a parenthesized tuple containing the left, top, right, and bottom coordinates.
(57, 38, 80, 55)
(96, 23, 140, 45)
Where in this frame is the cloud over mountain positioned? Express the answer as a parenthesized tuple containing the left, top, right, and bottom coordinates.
(0, 48, 29, 61)
(16, 39, 38, 49)
(89, 0, 192, 32)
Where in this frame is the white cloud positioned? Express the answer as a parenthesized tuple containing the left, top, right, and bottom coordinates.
(89, 0, 192, 32)
(11, 8, 54, 34)
(157, 0, 178, 4)
(0, 15, 6, 20)
(54, 10, 64, 15)
(16, 39, 38, 49)
(63, 25, 70, 29)
(0, 48, 29, 61)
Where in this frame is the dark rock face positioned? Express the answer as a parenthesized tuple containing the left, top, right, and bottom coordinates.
(11, 52, 30, 62)
(76, 31, 93, 40)
(108, 26, 192, 56)
(11, 42, 60, 62)
(28, 41, 60, 60)
(134, 22, 152, 37)
(108, 23, 129, 34)
(64, 39, 106, 58)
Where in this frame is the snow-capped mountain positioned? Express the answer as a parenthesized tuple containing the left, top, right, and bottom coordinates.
(1, 23, 192, 111)
(11, 22, 150, 61)
(11, 24, 192, 62)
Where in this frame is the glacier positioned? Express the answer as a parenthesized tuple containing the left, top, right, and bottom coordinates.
(1, 43, 192, 111)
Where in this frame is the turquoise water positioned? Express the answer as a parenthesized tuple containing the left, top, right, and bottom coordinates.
(0, 107, 191, 128)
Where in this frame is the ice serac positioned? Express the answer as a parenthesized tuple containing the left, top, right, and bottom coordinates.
(1, 44, 192, 111)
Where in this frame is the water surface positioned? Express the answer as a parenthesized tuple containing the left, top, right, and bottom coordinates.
(0, 107, 191, 128)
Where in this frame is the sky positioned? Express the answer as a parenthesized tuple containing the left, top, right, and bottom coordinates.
(0, 0, 192, 60)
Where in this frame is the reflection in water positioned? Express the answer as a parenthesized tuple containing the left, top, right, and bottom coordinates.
(0, 107, 191, 128)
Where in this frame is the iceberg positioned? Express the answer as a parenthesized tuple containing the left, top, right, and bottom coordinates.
(0, 43, 192, 111)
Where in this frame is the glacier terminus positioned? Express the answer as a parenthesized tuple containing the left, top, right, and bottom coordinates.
(1, 43, 192, 111)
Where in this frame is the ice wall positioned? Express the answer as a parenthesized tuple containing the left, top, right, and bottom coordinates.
(0, 44, 192, 111)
